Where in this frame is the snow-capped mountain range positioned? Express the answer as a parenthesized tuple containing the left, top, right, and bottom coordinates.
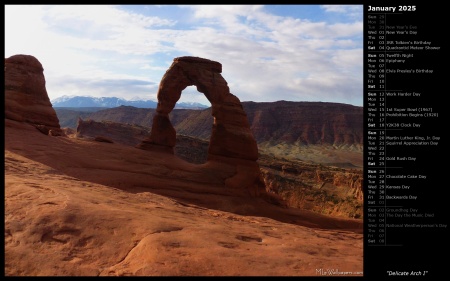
(51, 96, 208, 109)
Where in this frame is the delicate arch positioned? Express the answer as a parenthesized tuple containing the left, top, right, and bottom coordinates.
(138, 56, 258, 162)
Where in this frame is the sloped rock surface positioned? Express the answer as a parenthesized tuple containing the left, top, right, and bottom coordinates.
(5, 122, 363, 276)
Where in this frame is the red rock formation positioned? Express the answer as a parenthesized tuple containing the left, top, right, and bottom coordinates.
(138, 56, 264, 197)
(76, 118, 209, 164)
(258, 153, 363, 218)
(139, 57, 258, 160)
(243, 101, 363, 146)
(77, 118, 150, 146)
(75, 101, 363, 148)
(5, 54, 62, 136)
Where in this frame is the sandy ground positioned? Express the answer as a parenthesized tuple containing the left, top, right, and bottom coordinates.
(4, 119, 363, 276)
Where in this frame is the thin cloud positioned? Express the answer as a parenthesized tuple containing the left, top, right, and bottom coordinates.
(5, 5, 363, 106)
(320, 5, 363, 19)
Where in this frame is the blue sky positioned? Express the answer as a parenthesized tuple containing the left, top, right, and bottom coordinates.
(5, 5, 363, 106)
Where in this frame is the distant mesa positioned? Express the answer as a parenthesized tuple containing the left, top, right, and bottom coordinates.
(5, 54, 63, 136)
(138, 56, 266, 197)
(58, 101, 363, 149)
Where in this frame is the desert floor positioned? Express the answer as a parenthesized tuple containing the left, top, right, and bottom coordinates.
(5, 120, 363, 276)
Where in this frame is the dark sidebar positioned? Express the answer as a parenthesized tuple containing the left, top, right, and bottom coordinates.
(364, 2, 447, 279)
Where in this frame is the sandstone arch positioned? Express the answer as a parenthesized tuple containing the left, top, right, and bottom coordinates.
(139, 56, 258, 161)
(138, 56, 265, 196)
